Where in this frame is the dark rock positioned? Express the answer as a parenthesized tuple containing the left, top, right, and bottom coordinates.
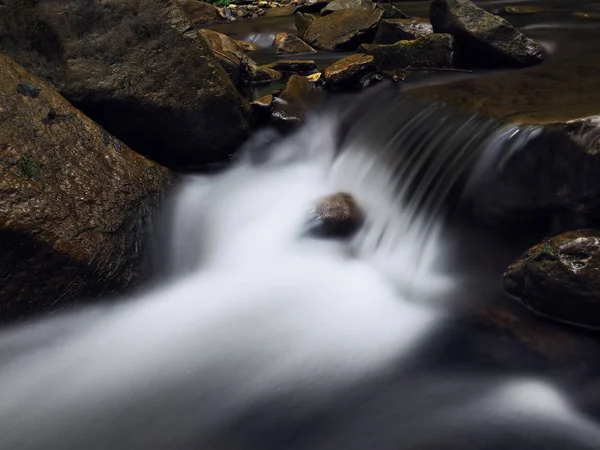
(0, 54, 172, 321)
(272, 74, 324, 131)
(273, 32, 317, 55)
(310, 193, 364, 237)
(263, 59, 319, 75)
(303, 8, 384, 51)
(250, 94, 274, 127)
(293, 1, 328, 15)
(360, 34, 455, 70)
(294, 11, 317, 35)
(324, 54, 376, 89)
(504, 230, 600, 330)
(320, 0, 375, 16)
(250, 66, 284, 84)
(429, 0, 545, 67)
(0, 0, 250, 169)
(374, 18, 433, 44)
(176, 0, 225, 25)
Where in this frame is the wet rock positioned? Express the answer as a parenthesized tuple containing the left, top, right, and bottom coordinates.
(0, 54, 172, 321)
(303, 8, 384, 51)
(294, 11, 317, 35)
(0, 0, 250, 169)
(263, 59, 319, 75)
(272, 74, 324, 131)
(324, 54, 376, 90)
(360, 34, 455, 70)
(250, 94, 274, 127)
(502, 5, 552, 15)
(320, 0, 375, 16)
(250, 66, 284, 84)
(176, 0, 225, 24)
(273, 32, 317, 55)
(374, 18, 433, 44)
(293, 1, 328, 15)
(310, 193, 364, 237)
(429, 0, 545, 67)
(504, 230, 600, 330)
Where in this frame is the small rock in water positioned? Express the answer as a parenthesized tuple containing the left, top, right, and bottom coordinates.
(310, 193, 364, 238)
(504, 229, 600, 330)
(320, 0, 375, 16)
(502, 5, 552, 15)
(429, 0, 545, 67)
(250, 66, 283, 84)
(360, 33, 455, 70)
(324, 54, 376, 90)
(374, 18, 433, 44)
(273, 32, 317, 55)
(302, 8, 384, 51)
(263, 59, 318, 75)
(272, 74, 324, 131)
(250, 94, 274, 127)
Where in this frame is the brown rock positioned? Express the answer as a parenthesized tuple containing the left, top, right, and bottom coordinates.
(303, 8, 384, 51)
(273, 32, 317, 55)
(0, 0, 250, 169)
(324, 54, 376, 89)
(294, 11, 317, 35)
(263, 59, 319, 75)
(320, 0, 375, 16)
(176, 0, 225, 25)
(504, 230, 600, 330)
(0, 54, 172, 321)
(312, 193, 364, 237)
(250, 66, 283, 84)
(374, 18, 433, 44)
(272, 74, 324, 130)
(360, 34, 455, 70)
(250, 94, 274, 126)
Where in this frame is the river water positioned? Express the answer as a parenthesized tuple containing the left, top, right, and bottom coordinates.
(1, 1, 600, 449)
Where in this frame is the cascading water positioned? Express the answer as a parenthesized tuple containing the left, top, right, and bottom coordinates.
(0, 85, 598, 449)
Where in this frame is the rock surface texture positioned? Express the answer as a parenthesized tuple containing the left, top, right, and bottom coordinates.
(504, 230, 600, 330)
(374, 18, 433, 44)
(0, 54, 172, 320)
(273, 32, 317, 55)
(0, 0, 250, 169)
(429, 0, 544, 67)
(324, 54, 376, 89)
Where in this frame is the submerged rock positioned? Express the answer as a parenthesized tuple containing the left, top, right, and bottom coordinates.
(429, 0, 544, 67)
(374, 18, 433, 44)
(263, 59, 319, 75)
(273, 32, 317, 55)
(324, 54, 376, 90)
(360, 34, 455, 70)
(504, 230, 600, 330)
(320, 0, 375, 16)
(310, 193, 364, 238)
(0, 0, 250, 169)
(272, 75, 324, 131)
(303, 8, 384, 51)
(176, 0, 225, 24)
(0, 54, 172, 320)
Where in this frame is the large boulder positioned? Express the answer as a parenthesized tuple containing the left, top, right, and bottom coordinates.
(176, 0, 226, 25)
(429, 0, 545, 67)
(360, 34, 455, 70)
(504, 230, 600, 330)
(0, 54, 172, 321)
(320, 0, 375, 16)
(324, 54, 376, 90)
(374, 18, 433, 44)
(273, 32, 317, 55)
(303, 8, 384, 51)
(0, 0, 250, 169)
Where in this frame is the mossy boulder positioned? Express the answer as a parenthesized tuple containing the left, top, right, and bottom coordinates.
(273, 32, 317, 55)
(0, 54, 172, 321)
(429, 0, 544, 67)
(374, 18, 433, 44)
(324, 54, 376, 90)
(0, 0, 250, 169)
(302, 8, 384, 51)
(360, 34, 455, 70)
(320, 0, 375, 16)
(504, 230, 600, 330)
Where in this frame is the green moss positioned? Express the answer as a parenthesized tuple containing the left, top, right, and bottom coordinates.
(19, 155, 39, 179)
